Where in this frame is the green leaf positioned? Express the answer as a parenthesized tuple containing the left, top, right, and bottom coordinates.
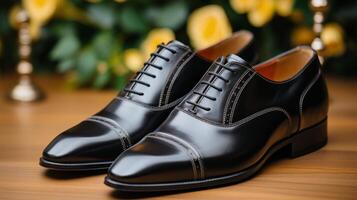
(76, 49, 97, 85)
(93, 70, 111, 89)
(92, 31, 115, 59)
(88, 4, 115, 29)
(0, 8, 11, 34)
(50, 34, 80, 60)
(113, 75, 127, 90)
(51, 23, 76, 37)
(146, 1, 188, 30)
(119, 6, 149, 33)
(57, 58, 75, 73)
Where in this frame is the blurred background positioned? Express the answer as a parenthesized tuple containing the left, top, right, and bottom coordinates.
(0, 0, 356, 90)
(1, 2, 357, 198)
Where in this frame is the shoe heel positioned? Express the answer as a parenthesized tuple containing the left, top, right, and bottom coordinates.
(289, 119, 328, 158)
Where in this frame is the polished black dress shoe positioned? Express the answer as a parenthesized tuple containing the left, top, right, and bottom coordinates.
(105, 46, 328, 191)
(40, 31, 257, 171)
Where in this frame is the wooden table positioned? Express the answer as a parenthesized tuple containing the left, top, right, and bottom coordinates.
(0, 75, 356, 200)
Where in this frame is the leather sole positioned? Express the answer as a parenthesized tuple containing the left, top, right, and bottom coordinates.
(104, 118, 328, 192)
(39, 157, 112, 171)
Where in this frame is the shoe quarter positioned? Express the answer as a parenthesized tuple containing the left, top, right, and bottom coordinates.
(226, 61, 320, 134)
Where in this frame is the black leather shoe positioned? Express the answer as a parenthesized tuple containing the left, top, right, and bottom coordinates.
(40, 31, 257, 171)
(105, 46, 328, 191)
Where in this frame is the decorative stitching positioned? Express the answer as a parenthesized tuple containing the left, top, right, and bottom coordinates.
(299, 69, 321, 130)
(222, 69, 251, 124)
(90, 115, 131, 146)
(233, 107, 292, 128)
(84, 118, 128, 150)
(228, 72, 256, 123)
(177, 106, 291, 128)
(143, 107, 291, 181)
(151, 132, 205, 180)
(115, 95, 184, 111)
(159, 51, 194, 106)
(146, 135, 199, 180)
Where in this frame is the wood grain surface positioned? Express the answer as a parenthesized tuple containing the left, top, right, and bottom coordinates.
(0, 75, 356, 200)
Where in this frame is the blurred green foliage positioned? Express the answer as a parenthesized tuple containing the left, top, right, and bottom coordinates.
(0, 0, 356, 90)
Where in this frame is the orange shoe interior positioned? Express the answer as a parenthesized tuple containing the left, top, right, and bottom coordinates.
(197, 31, 253, 61)
(254, 47, 315, 82)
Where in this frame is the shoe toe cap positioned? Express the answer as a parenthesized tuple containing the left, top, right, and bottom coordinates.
(108, 134, 198, 184)
(42, 120, 125, 164)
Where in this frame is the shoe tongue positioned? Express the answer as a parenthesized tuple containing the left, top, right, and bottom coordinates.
(181, 54, 253, 123)
(167, 40, 191, 51)
(225, 54, 251, 68)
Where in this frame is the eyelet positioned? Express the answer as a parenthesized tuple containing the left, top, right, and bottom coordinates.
(189, 109, 198, 114)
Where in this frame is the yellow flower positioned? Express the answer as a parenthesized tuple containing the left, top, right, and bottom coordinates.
(291, 26, 315, 46)
(321, 23, 345, 57)
(275, 0, 294, 16)
(23, 0, 59, 39)
(187, 5, 232, 49)
(141, 28, 175, 58)
(123, 49, 145, 72)
(29, 21, 42, 40)
(109, 52, 128, 75)
(23, 0, 59, 24)
(114, 63, 128, 75)
(229, 0, 256, 14)
(230, 0, 295, 27)
(9, 5, 22, 29)
(248, 0, 275, 27)
(56, 0, 88, 23)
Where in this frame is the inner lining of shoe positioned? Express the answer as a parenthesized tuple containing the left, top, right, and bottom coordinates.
(254, 47, 314, 82)
(197, 31, 253, 61)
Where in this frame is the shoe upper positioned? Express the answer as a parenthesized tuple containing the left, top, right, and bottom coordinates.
(108, 46, 328, 184)
(42, 31, 257, 164)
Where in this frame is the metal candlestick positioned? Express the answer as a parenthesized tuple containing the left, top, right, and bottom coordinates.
(310, 0, 329, 64)
(9, 9, 44, 102)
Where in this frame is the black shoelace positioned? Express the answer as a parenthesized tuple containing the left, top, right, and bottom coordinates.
(124, 44, 177, 96)
(186, 60, 236, 112)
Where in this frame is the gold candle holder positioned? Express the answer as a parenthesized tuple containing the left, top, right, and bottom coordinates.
(310, 0, 329, 64)
(9, 9, 44, 102)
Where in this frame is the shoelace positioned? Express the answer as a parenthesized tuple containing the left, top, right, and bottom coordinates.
(124, 44, 177, 96)
(186, 60, 236, 112)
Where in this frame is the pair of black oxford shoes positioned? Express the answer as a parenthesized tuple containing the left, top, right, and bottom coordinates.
(40, 30, 328, 192)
